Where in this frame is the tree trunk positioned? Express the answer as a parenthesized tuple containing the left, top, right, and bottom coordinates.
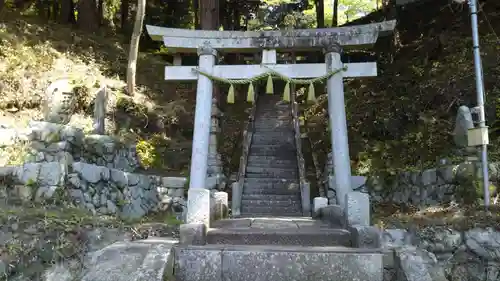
(120, 0, 129, 31)
(77, 0, 99, 31)
(199, 0, 219, 30)
(59, 0, 75, 23)
(199, 0, 219, 101)
(35, 0, 45, 18)
(332, 0, 338, 26)
(232, 2, 240, 30)
(193, 0, 199, 29)
(52, 0, 59, 21)
(98, 0, 103, 25)
(126, 0, 146, 95)
(315, 0, 324, 28)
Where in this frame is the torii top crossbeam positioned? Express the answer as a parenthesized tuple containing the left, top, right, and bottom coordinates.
(146, 21, 396, 53)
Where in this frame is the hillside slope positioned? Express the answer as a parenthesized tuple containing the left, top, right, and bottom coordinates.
(0, 13, 196, 175)
(1, 1, 499, 177)
(304, 0, 500, 174)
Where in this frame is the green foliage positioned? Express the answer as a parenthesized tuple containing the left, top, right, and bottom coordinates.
(248, 0, 314, 30)
(135, 134, 178, 171)
(136, 139, 157, 169)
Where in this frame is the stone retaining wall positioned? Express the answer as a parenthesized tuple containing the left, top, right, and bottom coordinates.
(0, 161, 187, 219)
(0, 121, 140, 172)
(324, 152, 498, 206)
(382, 226, 500, 281)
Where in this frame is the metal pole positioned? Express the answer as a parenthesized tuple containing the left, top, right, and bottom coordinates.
(468, 0, 490, 208)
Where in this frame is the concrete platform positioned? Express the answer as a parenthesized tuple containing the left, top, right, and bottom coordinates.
(207, 217, 351, 246)
(210, 216, 339, 229)
(174, 244, 383, 281)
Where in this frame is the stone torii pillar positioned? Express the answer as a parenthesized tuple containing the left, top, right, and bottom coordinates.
(189, 44, 217, 191)
(325, 43, 352, 208)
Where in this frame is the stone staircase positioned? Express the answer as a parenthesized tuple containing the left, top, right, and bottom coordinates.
(176, 217, 382, 281)
(172, 91, 383, 281)
(241, 93, 303, 217)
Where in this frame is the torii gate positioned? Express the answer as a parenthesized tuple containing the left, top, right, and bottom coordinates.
(146, 22, 396, 211)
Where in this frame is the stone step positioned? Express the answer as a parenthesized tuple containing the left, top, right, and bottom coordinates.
(241, 194, 301, 201)
(254, 116, 290, 120)
(239, 212, 304, 217)
(244, 173, 298, 179)
(256, 102, 290, 108)
(246, 154, 294, 159)
(256, 105, 290, 110)
(246, 167, 298, 177)
(251, 131, 294, 137)
(244, 178, 299, 186)
(247, 156, 297, 164)
(174, 245, 383, 281)
(245, 161, 298, 169)
(251, 137, 294, 146)
(240, 205, 302, 215)
(253, 124, 293, 130)
(206, 228, 352, 246)
(254, 113, 291, 119)
(252, 128, 293, 134)
(82, 238, 178, 281)
(249, 144, 296, 154)
(250, 140, 294, 147)
(241, 199, 301, 208)
(243, 186, 301, 195)
(245, 166, 297, 172)
(247, 151, 297, 160)
(253, 117, 292, 123)
(246, 164, 297, 174)
(254, 118, 290, 123)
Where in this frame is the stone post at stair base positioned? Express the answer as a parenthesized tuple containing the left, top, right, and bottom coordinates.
(300, 182, 311, 215)
(231, 182, 242, 217)
(179, 223, 207, 245)
(312, 196, 328, 218)
(182, 188, 211, 245)
(211, 191, 229, 221)
(349, 225, 381, 249)
(318, 192, 371, 229)
(186, 188, 211, 225)
(345, 191, 370, 226)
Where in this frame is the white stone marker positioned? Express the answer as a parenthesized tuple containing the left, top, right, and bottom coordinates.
(313, 196, 328, 217)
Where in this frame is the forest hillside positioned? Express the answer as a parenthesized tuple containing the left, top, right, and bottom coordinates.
(0, 0, 499, 177)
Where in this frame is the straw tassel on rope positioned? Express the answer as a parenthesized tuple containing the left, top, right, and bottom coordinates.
(283, 81, 290, 102)
(247, 82, 255, 103)
(227, 84, 235, 104)
(307, 82, 316, 104)
(266, 74, 274, 94)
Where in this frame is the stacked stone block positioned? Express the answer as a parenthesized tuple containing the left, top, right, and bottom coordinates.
(0, 161, 187, 219)
(0, 121, 140, 172)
